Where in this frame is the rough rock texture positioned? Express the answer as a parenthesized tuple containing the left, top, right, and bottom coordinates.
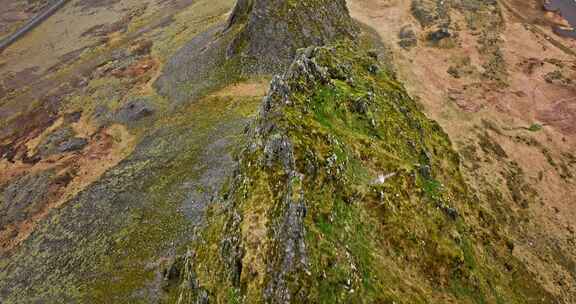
(155, 0, 357, 103)
(226, 0, 358, 73)
(176, 43, 555, 303)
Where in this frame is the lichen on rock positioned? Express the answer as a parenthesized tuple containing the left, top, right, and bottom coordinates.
(181, 42, 554, 303)
(155, 0, 358, 103)
(226, 0, 358, 73)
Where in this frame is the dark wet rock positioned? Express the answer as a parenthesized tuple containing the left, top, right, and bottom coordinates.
(419, 164, 432, 179)
(114, 98, 155, 124)
(398, 25, 417, 49)
(442, 205, 459, 220)
(426, 28, 451, 43)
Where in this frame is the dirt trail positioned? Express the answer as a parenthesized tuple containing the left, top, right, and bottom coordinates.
(210, 79, 270, 98)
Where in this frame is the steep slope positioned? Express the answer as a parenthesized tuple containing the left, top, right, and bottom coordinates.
(0, 0, 361, 302)
(155, 0, 357, 103)
(225, 0, 357, 72)
(0, 0, 573, 303)
(166, 42, 554, 303)
(348, 0, 576, 300)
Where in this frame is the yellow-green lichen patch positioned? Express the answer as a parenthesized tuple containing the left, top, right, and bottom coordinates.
(84, 92, 263, 302)
(186, 42, 555, 303)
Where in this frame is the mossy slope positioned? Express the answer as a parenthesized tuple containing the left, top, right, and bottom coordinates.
(155, 0, 358, 104)
(175, 42, 555, 303)
(226, 0, 357, 73)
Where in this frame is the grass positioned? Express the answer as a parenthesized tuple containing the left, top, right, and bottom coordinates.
(179, 42, 555, 303)
(527, 123, 543, 132)
(84, 93, 262, 302)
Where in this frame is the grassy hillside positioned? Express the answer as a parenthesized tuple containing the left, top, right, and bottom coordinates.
(167, 42, 554, 303)
(1, 0, 573, 302)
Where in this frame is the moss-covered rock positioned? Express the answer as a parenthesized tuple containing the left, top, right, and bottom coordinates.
(155, 0, 357, 104)
(226, 0, 358, 73)
(179, 42, 554, 303)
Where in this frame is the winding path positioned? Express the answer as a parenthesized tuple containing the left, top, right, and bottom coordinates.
(0, 0, 69, 53)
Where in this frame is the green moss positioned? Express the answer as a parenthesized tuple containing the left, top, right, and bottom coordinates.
(527, 123, 543, 132)
(84, 94, 263, 302)
(182, 42, 554, 303)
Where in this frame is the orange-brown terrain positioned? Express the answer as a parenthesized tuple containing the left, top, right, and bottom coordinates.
(0, 0, 575, 303)
(349, 0, 576, 299)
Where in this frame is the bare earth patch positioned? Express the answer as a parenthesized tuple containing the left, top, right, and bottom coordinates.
(210, 78, 270, 98)
(0, 122, 136, 254)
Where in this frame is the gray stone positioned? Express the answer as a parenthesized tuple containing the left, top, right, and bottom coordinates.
(398, 25, 417, 49)
(426, 28, 451, 43)
(115, 98, 155, 124)
(56, 137, 88, 153)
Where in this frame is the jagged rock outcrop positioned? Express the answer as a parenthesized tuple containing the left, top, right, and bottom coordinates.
(1, 0, 568, 302)
(225, 0, 358, 73)
(155, 0, 357, 103)
(177, 42, 554, 303)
